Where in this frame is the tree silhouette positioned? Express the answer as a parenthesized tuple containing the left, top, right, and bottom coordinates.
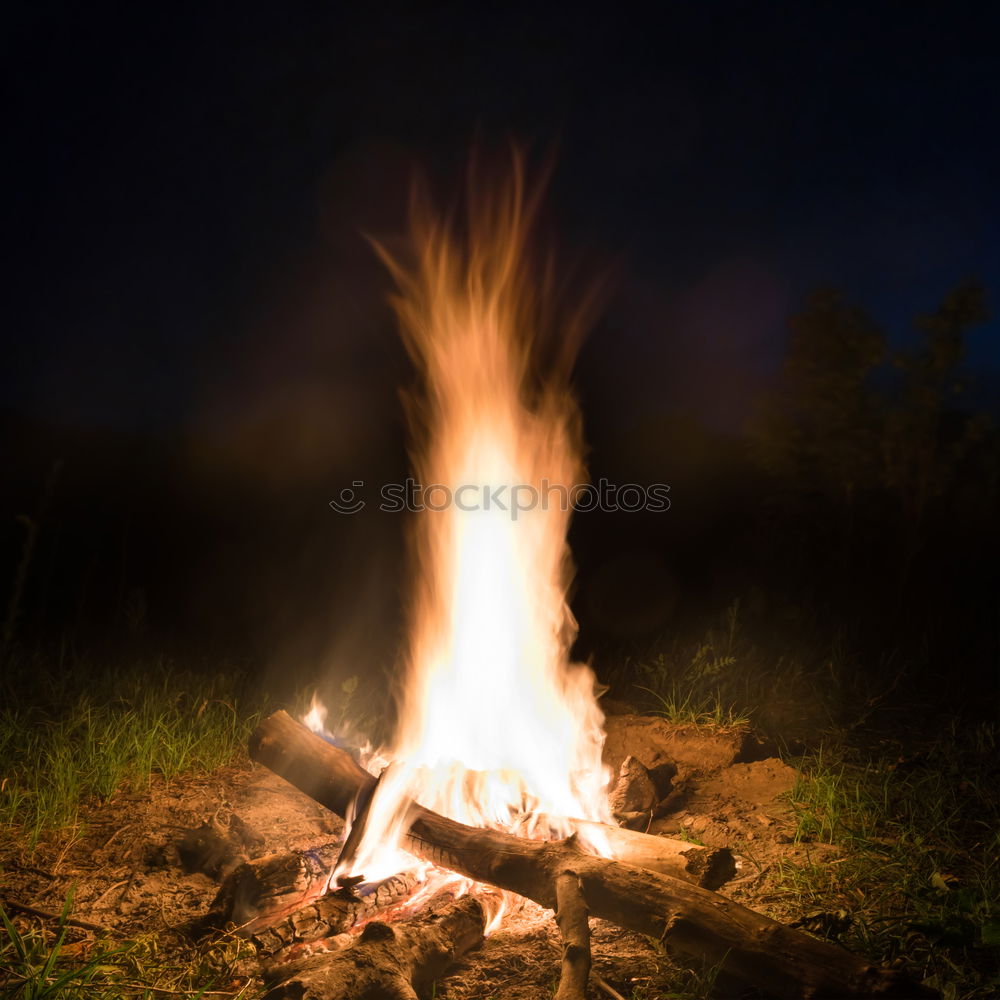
(751, 288, 886, 574)
(881, 280, 990, 581)
(751, 280, 992, 601)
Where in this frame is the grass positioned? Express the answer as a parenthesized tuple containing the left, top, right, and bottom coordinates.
(775, 722, 1000, 998)
(634, 682, 750, 729)
(621, 601, 769, 729)
(0, 653, 266, 849)
(0, 891, 258, 998)
(0, 651, 268, 997)
(613, 599, 925, 738)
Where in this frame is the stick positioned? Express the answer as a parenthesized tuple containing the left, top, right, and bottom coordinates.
(0, 898, 105, 933)
(554, 870, 591, 1000)
(330, 765, 385, 882)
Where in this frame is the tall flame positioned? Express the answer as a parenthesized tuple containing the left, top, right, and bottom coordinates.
(349, 163, 609, 880)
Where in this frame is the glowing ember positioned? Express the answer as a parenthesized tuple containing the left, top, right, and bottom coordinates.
(317, 162, 610, 914)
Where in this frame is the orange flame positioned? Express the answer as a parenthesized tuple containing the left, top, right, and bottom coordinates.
(346, 160, 610, 885)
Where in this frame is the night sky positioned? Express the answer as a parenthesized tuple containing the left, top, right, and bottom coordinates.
(7, 2, 999, 435)
(3, 2, 1000, 669)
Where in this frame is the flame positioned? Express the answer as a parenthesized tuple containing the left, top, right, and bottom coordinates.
(340, 162, 610, 893)
(302, 692, 328, 736)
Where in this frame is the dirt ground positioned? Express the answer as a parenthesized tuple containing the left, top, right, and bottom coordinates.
(0, 714, 831, 998)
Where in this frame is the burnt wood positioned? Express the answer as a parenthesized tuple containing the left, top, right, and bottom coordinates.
(207, 842, 339, 934)
(262, 894, 486, 1000)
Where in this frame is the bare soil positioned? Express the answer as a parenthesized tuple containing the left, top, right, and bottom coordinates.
(0, 717, 832, 998)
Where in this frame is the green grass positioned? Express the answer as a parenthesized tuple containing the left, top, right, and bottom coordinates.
(634, 682, 751, 729)
(614, 599, 923, 737)
(1, 891, 125, 999)
(0, 656, 266, 848)
(0, 654, 268, 995)
(0, 892, 258, 998)
(777, 722, 1000, 998)
(622, 601, 766, 729)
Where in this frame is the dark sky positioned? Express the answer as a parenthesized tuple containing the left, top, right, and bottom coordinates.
(6, 1, 999, 434)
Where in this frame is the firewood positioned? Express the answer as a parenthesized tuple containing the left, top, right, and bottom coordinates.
(207, 842, 340, 934)
(565, 818, 734, 888)
(330, 763, 385, 879)
(251, 710, 938, 999)
(205, 844, 425, 955)
(253, 871, 424, 956)
(553, 869, 591, 1000)
(261, 893, 487, 1000)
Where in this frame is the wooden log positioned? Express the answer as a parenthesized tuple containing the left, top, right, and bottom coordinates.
(207, 842, 340, 933)
(251, 710, 938, 1000)
(261, 894, 487, 1000)
(553, 870, 591, 1000)
(205, 844, 425, 955)
(253, 871, 424, 956)
(567, 819, 735, 889)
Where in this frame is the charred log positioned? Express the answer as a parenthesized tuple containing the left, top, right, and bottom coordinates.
(261, 894, 486, 1000)
(253, 871, 424, 956)
(206, 844, 425, 955)
(207, 842, 339, 933)
(176, 813, 264, 880)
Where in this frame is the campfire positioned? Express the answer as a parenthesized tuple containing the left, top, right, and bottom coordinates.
(208, 168, 932, 1000)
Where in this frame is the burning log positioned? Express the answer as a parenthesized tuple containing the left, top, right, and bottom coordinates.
(251, 711, 938, 1000)
(262, 893, 487, 1000)
(207, 842, 340, 934)
(207, 844, 426, 955)
(254, 872, 426, 956)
